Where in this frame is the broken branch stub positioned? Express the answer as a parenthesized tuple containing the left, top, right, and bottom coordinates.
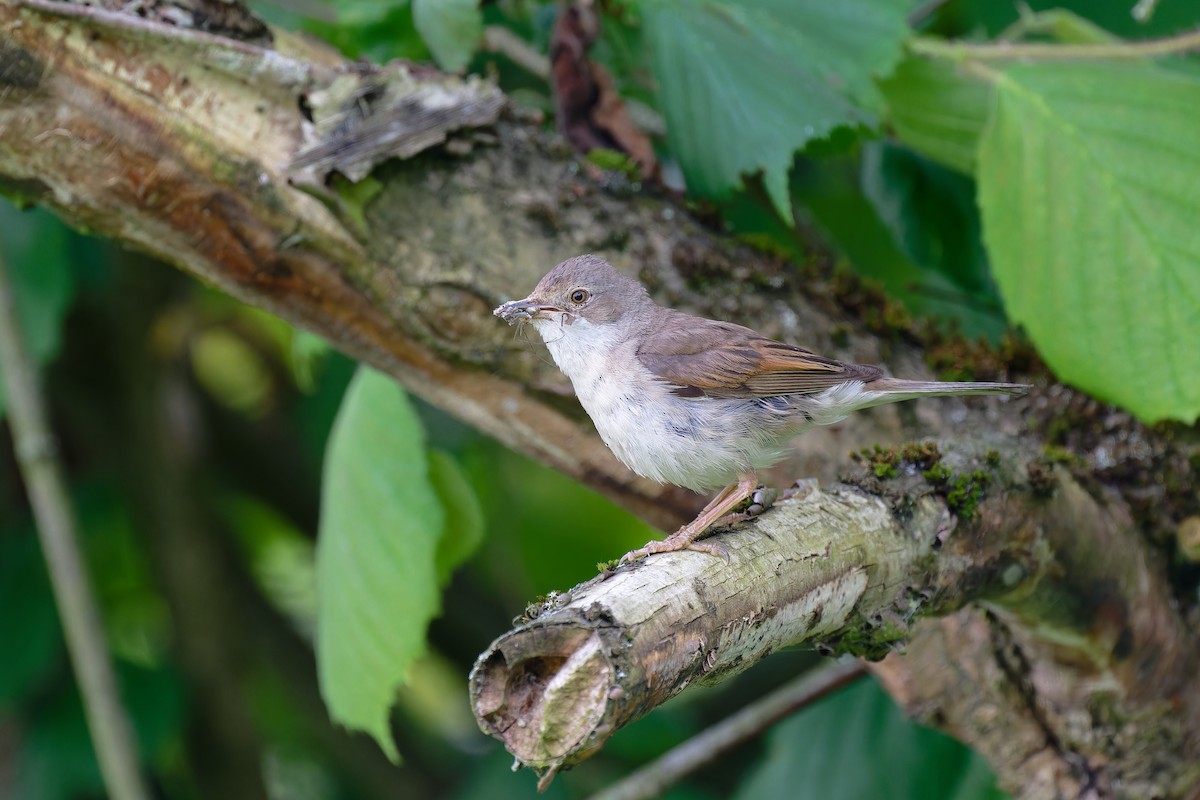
(469, 483, 1034, 772)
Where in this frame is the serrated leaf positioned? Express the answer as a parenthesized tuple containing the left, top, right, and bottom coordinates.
(317, 368, 444, 761)
(734, 676, 1006, 800)
(413, 0, 482, 73)
(427, 449, 484, 586)
(642, 0, 913, 218)
(877, 52, 992, 174)
(979, 63, 1200, 422)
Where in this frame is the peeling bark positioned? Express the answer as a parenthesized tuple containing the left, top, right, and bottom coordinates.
(1, 4, 1198, 797)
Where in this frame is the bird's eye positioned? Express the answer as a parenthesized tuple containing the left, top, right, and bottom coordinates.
(570, 289, 589, 304)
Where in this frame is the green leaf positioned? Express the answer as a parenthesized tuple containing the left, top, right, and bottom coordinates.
(861, 141, 998, 305)
(877, 52, 992, 175)
(413, 0, 483, 73)
(792, 156, 1005, 340)
(641, 0, 913, 218)
(317, 367, 445, 761)
(427, 449, 484, 586)
(979, 63, 1200, 422)
(734, 676, 1007, 800)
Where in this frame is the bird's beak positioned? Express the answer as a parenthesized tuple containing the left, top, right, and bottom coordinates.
(493, 296, 562, 324)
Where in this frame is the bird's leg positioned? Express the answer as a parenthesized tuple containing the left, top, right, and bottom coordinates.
(712, 485, 779, 528)
(620, 471, 759, 563)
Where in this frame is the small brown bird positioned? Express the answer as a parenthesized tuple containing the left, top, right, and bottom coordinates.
(496, 255, 1028, 563)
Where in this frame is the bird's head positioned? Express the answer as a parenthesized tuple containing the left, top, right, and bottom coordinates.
(494, 255, 651, 336)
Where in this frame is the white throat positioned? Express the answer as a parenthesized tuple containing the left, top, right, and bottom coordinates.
(530, 314, 624, 384)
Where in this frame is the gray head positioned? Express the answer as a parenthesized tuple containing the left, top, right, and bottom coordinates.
(494, 254, 652, 327)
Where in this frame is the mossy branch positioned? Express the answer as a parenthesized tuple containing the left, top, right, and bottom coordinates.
(2, 4, 1198, 798)
(470, 443, 1200, 796)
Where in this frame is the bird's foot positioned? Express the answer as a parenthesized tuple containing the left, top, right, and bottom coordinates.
(618, 523, 729, 565)
(740, 486, 778, 517)
(620, 472, 762, 565)
(712, 486, 778, 529)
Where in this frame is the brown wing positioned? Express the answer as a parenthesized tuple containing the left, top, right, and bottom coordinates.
(635, 312, 882, 399)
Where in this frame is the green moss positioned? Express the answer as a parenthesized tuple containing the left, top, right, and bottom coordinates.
(985, 449, 1002, 466)
(585, 148, 640, 179)
(853, 444, 898, 479)
(923, 462, 952, 483)
(596, 559, 619, 573)
(853, 441, 942, 481)
(945, 471, 990, 518)
(873, 460, 898, 479)
(1041, 445, 1080, 465)
(854, 442, 1000, 519)
(897, 441, 942, 470)
(818, 625, 903, 662)
(519, 591, 568, 623)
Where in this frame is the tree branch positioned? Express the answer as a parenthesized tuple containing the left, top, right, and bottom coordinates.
(470, 447, 1199, 796)
(2, 5, 1198, 798)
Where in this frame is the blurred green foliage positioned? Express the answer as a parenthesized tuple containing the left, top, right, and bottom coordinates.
(735, 677, 1005, 800)
(3, 0, 1200, 797)
(0, 205, 75, 418)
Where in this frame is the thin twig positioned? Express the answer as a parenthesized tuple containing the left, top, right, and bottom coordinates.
(483, 25, 551, 79)
(910, 27, 1200, 61)
(0, 244, 151, 800)
(996, 8, 1118, 45)
(586, 659, 868, 800)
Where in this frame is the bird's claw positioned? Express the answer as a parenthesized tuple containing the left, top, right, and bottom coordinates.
(743, 486, 778, 517)
(715, 486, 778, 528)
(617, 534, 730, 565)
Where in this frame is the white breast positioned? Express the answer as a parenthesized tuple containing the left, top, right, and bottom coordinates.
(530, 315, 789, 492)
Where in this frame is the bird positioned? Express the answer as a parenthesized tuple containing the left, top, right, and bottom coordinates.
(495, 254, 1028, 563)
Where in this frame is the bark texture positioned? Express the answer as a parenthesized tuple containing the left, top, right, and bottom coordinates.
(471, 451, 1200, 797)
(2, 3, 1198, 797)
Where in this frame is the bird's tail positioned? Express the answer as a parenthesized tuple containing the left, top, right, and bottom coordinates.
(856, 378, 1030, 409)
